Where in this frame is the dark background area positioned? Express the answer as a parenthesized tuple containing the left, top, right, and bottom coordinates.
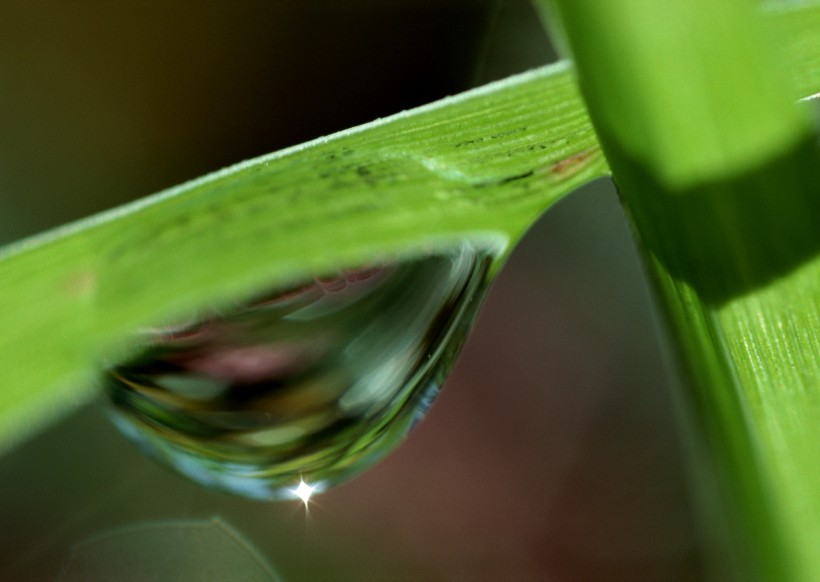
(1, 1, 703, 580)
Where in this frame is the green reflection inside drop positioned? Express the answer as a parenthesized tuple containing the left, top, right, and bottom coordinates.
(104, 242, 495, 500)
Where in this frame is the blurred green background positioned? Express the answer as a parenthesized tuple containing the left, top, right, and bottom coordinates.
(0, 1, 702, 580)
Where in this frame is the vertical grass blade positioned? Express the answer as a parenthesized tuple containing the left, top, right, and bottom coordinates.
(540, 0, 820, 579)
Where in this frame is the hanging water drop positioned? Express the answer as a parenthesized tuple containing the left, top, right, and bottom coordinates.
(104, 242, 495, 500)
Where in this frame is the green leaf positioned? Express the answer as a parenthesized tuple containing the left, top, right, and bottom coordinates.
(0, 62, 604, 454)
(541, 0, 820, 578)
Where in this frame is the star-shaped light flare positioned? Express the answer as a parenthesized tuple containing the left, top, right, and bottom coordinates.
(291, 479, 316, 506)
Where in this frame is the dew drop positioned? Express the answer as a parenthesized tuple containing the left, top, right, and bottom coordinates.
(104, 242, 495, 500)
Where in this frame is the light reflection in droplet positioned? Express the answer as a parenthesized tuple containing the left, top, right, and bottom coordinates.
(291, 479, 317, 506)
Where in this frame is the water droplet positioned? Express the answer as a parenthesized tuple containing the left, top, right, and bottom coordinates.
(104, 242, 495, 500)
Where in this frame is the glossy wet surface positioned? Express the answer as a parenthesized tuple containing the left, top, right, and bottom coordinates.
(104, 244, 493, 499)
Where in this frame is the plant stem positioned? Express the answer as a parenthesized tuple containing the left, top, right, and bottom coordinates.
(538, 0, 820, 579)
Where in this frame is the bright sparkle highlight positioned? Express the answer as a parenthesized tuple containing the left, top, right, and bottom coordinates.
(292, 479, 316, 505)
